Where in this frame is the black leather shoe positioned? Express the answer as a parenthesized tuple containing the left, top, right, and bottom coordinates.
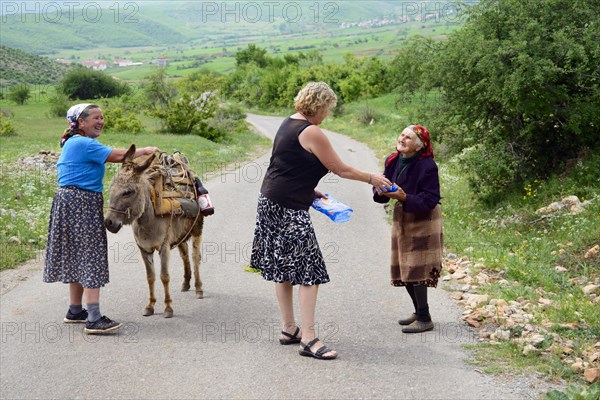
(84, 316, 123, 334)
(64, 309, 88, 324)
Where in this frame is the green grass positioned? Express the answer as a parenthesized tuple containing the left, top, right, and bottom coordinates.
(0, 96, 271, 270)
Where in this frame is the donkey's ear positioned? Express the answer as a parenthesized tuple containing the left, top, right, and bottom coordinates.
(135, 153, 156, 174)
(123, 144, 136, 163)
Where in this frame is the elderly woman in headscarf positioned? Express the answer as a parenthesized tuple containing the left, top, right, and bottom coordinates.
(373, 124, 443, 333)
(44, 103, 158, 334)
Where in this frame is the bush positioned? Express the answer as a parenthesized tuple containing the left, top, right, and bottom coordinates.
(456, 144, 520, 205)
(8, 84, 31, 105)
(207, 103, 247, 140)
(102, 106, 144, 133)
(97, 96, 144, 133)
(0, 113, 17, 136)
(48, 91, 70, 118)
(152, 93, 220, 140)
(61, 67, 130, 99)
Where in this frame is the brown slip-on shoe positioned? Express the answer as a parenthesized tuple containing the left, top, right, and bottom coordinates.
(398, 313, 418, 326)
(401, 320, 434, 333)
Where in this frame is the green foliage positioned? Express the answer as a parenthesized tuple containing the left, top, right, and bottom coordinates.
(388, 36, 439, 94)
(60, 67, 130, 100)
(0, 45, 73, 85)
(99, 95, 144, 134)
(0, 113, 17, 136)
(47, 91, 71, 118)
(433, 0, 600, 202)
(456, 144, 520, 205)
(8, 84, 31, 105)
(152, 93, 220, 140)
(235, 44, 270, 68)
(545, 382, 600, 400)
(102, 106, 144, 134)
(177, 69, 224, 96)
(208, 103, 247, 139)
(141, 68, 177, 110)
(339, 75, 365, 103)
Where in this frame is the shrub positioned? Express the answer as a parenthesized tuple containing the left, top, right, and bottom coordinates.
(152, 93, 219, 140)
(8, 84, 31, 105)
(61, 67, 130, 99)
(207, 103, 247, 140)
(47, 91, 70, 118)
(0, 113, 17, 136)
(102, 106, 144, 134)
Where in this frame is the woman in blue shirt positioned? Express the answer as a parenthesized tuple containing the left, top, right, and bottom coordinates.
(44, 103, 158, 334)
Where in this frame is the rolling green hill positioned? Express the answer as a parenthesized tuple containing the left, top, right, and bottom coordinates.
(0, 46, 74, 85)
(0, 1, 468, 54)
(0, 1, 472, 80)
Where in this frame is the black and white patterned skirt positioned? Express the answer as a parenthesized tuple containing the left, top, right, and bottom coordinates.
(44, 186, 109, 288)
(250, 194, 329, 286)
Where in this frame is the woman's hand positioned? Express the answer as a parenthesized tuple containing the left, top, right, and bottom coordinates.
(370, 173, 393, 192)
(140, 146, 160, 155)
(314, 189, 325, 199)
(383, 186, 407, 201)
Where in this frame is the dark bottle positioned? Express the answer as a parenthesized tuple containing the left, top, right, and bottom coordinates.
(194, 177, 214, 216)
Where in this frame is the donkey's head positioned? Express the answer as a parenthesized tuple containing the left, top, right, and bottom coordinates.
(104, 144, 156, 233)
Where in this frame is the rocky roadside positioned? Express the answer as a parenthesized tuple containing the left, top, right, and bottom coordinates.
(441, 252, 600, 385)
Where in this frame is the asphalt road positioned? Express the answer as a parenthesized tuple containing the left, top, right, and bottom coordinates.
(0, 114, 543, 399)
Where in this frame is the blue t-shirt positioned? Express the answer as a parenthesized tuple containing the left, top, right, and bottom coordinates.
(57, 136, 113, 192)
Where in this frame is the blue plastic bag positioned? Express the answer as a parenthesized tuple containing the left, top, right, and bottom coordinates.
(381, 184, 398, 193)
(311, 194, 353, 223)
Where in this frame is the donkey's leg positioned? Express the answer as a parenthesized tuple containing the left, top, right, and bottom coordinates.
(192, 233, 203, 299)
(159, 244, 173, 318)
(139, 249, 156, 316)
(177, 241, 191, 292)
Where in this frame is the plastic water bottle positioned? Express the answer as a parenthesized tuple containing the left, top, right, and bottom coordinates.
(194, 177, 214, 216)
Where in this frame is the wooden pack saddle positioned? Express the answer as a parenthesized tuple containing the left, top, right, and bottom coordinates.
(147, 152, 200, 218)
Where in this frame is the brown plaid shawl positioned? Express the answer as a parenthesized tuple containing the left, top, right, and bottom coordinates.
(390, 202, 443, 287)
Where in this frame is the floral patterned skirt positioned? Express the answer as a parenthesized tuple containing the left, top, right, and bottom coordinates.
(44, 186, 109, 288)
(250, 194, 329, 286)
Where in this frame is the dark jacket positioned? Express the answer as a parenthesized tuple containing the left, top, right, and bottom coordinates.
(373, 152, 441, 213)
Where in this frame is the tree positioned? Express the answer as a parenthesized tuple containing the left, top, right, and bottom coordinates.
(142, 67, 177, 111)
(61, 67, 129, 99)
(8, 84, 31, 105)
(434, 0, 600, 202)
(235, 44, 269, 68)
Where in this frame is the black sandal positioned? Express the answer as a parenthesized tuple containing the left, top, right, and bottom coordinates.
(299, 337, 337, 360)
(279, 326, 301, 345)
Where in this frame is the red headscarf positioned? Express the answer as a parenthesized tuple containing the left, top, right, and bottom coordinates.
(408, 124, 434, 160)
(385, 124, 434, 167)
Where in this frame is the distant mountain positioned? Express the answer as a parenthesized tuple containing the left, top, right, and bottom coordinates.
(0, 46, 73, 85)
(0, 1, 454, 54)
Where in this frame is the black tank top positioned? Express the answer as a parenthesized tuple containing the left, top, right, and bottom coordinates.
(261, 117, 329, 210)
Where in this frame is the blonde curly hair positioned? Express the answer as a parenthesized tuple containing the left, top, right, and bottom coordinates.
(294, 82, 337, 117)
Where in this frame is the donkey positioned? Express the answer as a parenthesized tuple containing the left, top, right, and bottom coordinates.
(104, 145, 204, 318)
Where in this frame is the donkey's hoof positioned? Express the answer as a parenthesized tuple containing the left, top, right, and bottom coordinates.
(196, 291, 204, 299)
(164, 309, 174, 318)
(181, 283, 190, 292)
(143, 307, 154, 316)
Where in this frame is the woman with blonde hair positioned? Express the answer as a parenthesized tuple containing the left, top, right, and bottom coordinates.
(250, 82, 392, 359)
